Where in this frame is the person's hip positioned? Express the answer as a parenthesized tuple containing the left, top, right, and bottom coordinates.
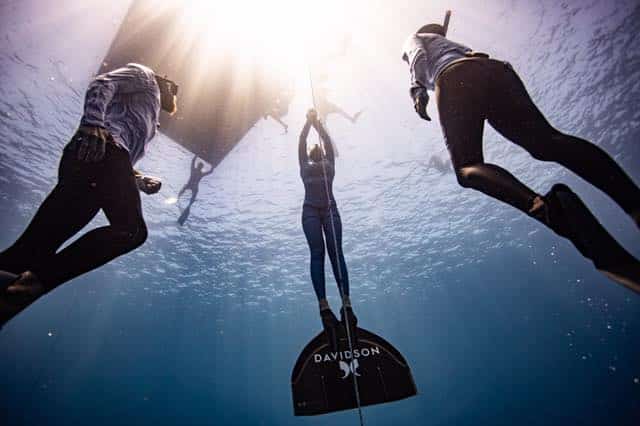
(437, 55, 515, 90)
(302, 202, 340, 219)
(60, 132, 133, 185)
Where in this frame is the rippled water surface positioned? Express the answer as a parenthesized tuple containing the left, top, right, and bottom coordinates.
(1, 1, 639, 425)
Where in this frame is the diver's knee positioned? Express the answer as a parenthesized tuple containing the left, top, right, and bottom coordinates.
(114, 222, 148, 250)
(309, 247, 324, 260)
(455, 166, 476, 188)
(528, 129, 566, 161)
(133, 223, 148, 247)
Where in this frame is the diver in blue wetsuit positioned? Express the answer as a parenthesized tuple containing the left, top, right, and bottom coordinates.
(298, 109, 356, 346)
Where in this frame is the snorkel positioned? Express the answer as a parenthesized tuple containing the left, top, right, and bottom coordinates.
(443, 10, 451, 36)
(417, 10, 452, 36)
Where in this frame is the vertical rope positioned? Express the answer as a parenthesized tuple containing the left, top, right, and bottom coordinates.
(307, 65, 365, 426)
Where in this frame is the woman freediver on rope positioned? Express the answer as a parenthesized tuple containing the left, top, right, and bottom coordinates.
(298, 109, 356, 349)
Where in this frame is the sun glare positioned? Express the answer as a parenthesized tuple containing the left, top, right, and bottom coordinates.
(161, 0, 351, 81)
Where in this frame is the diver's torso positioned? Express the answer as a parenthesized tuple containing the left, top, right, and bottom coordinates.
(301, 161, 336, 208)
(403, 33, 471, 89)
(104, 89, 159, 165)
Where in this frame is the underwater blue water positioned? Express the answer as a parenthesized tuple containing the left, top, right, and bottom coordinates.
(1, 0, 639, 425)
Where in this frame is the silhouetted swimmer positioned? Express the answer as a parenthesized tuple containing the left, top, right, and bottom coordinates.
(315, 84, 362, 125)
(178, 156, 213, 204)
(0, 64, 179, 325)
(307, 51, 362, 162)
(401, 15, 640, 292)
(265, 111, 289, 133)
(426, 155, 452, 175)
(299, 109, 356, 349)
(263, 95, 290, 133)
(176, 156, 213, 225)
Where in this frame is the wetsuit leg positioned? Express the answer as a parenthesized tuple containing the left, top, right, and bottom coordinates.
(189, 187, 199, 206)
(178, 187, 199, 225)
(0, 148, 100, 276)
(177, 186, 187, 199)
(31, 145, 147, 290)
(486, 60, 640, 215)
(321, 100, 359, 123)
(436, 60, 538, 213)
(322, 206, 349, 296)
(302, 206, 326, 301)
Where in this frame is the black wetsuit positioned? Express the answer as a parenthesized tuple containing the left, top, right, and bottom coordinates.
(0, 139, 147, 291)
(179, 156, 212, 203)
(299, 121, 349, 301)
(436, 57, 640, 216)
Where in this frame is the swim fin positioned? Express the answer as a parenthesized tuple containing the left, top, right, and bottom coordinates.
(545, 184, 640, 294)
(320, 308, 339, 352)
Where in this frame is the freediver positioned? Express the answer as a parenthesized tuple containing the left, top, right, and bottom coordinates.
(176, 155, 213, 225)
(426, 155, 451, 175)
(176, 155, 214, 225)
(298, 109, 356, 348)
(314, 83, 362, 125)
(265, 111, 289, 133)
(0, 63, 179, 321)
(401, 18, 640, 291)
(263, 96, 289, 134)
(311, 38, 362, 125)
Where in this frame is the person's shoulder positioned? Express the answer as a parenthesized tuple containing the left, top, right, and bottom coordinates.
(402, 33, 421, 51)
(402, 32, 438, 58)
(96, 63, 155, 82)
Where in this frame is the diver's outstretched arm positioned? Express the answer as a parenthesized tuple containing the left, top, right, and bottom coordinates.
(314, 121, 334, 164)
(299, 120, 312, 167)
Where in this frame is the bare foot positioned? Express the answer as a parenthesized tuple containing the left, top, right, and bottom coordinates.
(6, 271, 45, 299)
(1, 271, 45, 327)
(528, 195, 549, 224)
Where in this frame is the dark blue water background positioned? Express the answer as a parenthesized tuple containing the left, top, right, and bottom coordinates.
(1, 0, 639, 425)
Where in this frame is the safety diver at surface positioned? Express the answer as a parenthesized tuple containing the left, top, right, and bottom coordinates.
(0, 63, 179, 317)
(401, 15, 640, 292)
(298, 109, 356, 347)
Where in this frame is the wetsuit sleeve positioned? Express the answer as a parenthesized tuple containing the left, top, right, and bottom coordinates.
(80, 66, 151, 129)
(315, 122, 334, 164)
(410, 52, 432, 94)
(403, 35, 433, 95)
(299, 121, 311, 168)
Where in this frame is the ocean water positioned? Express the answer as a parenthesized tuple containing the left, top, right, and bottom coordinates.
(1, 0, 639, 425)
